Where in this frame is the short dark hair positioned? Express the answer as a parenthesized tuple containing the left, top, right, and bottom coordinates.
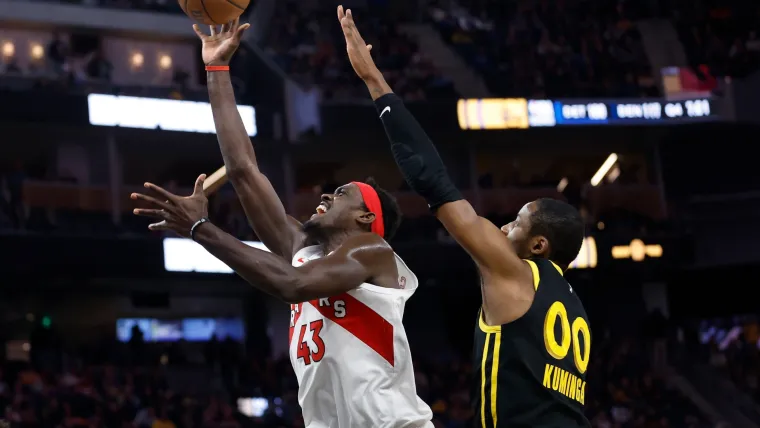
(363, 177, 402, 241)
(529, 198, 584, 267)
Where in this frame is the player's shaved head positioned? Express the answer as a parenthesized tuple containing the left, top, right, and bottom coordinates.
(529, 198, 584, 267)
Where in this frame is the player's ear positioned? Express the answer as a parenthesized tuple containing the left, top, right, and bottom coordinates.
(530, 235, 549, 256)
(357, 211, 376, 227)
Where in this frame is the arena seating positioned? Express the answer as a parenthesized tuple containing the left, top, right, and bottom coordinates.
(6, 329, 713, 428)
(264, 1, 457, 101)
(699, 315, 760, 404)
(0, 169, 664, 243)
(584, 336, 710, 428)
(666, 0, 760, 78)
(429, 0, 658, 98)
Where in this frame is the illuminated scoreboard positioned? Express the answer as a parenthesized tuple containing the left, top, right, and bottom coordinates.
(459, 97, 717, 129)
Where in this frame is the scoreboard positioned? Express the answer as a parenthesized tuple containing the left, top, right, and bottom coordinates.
(458, 97, 717, 129)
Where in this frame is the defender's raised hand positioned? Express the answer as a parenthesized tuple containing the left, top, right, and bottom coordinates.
(338, 5, 379, 81)
(193, 18, 250, 66)
(132, 174, 209, 237)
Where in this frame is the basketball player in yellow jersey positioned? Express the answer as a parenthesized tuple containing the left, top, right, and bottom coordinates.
(337, 6, 591, 427)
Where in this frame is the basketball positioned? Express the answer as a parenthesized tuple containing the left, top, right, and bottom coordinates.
(179, 0, 250, 25)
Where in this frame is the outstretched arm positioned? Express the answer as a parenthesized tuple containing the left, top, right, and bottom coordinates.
(196, 20, 305, 259)
(336, 7, 524, 277)
(194, 223, 390, 303)
(133, 177, 391, 303)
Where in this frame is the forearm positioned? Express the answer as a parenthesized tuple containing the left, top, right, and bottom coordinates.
(207, 71, 258, 172)
(371, 84, 464, 209)
(208, 71, 301, 258)
(194, 222, 301, 302)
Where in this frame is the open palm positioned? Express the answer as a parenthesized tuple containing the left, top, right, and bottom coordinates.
(337, 5, 377, 81)
(193, 18, 250, 66)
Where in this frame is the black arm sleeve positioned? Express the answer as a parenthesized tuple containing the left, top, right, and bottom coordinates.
(375, 93, 464, 210)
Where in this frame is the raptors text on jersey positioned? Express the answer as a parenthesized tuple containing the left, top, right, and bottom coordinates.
(288, 245, 433, 428)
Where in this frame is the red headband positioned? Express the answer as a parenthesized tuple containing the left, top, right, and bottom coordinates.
(352, 182, 385, 238)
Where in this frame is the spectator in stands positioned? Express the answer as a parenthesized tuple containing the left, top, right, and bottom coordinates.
(265, 1, 456, 101)
(430, 0, 658, 98)
(47, 33, 69, 76)
(671, 0, 760, 79)
(4, 159, 27, 229)
(85, 47, 113, 82)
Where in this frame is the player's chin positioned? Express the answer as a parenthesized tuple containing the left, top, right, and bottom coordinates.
(302, 216, 323, 233)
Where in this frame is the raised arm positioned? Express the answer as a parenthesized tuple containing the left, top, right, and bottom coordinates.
(336, 7, 524, 277)
(195, 20, 305, 259)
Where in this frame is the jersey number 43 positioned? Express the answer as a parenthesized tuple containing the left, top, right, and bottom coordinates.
(297, 320, 326, 365)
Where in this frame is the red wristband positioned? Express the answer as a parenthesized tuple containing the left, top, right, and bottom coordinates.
(205, 65, 230, 72)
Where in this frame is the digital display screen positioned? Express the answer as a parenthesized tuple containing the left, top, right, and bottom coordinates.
(459, 97, 717, 129)
(163, 238, 270, 274)
(537, 98, 715, 126)
(117, 318, 245, 342)
(88, 94, 257, 136)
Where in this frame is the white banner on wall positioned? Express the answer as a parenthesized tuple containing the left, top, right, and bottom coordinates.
(163, 237, 270, 274)
(88, 94, 257, 137)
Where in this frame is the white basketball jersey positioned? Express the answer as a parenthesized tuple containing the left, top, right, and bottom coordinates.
(289, 245, 433, 428)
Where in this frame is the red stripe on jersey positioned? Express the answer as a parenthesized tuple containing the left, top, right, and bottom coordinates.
(288, 303, 303, 345)
(309, 293, 395, 367)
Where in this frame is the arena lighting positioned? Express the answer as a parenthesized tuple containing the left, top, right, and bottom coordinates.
(2, 41, 14, 58)
(29, 43, 43, 60)
(607, 165, 620, 183)
(158, 54, 172, 70)
(131, 52, 144, 68)
(590, 153, 618, 186)
(611, 239, 663, 262)
(557, 177, 568, 192)
(568, 236, 597, 269)
(163, 237, 270, 273)
(87, 94, 257, 136)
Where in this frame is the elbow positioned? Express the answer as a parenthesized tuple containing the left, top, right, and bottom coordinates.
(278, 276, 308, 304)
(226, 164, 260, 183)
(281, 289, 308, 305)
(280, 293, 302, 305)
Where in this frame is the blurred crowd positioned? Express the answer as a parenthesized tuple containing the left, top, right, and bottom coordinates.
(0, 31, 197, 100)
(429, 0, 657, 98)
(666, 0, 760, 79)
(584, 337, 708, 428)
(1, 331, 265, 428)
(5, 318, 719, 428)
(264, 1, 456, 101)
(701, 315, 760, 403)
(0, 33, 114, 84)
(0, 161, 668, 244)
(6, 0, 760, 103)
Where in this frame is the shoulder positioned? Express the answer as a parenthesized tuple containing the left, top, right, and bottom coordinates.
(332, 234, 396, 282)
(339, 233, 394, 262)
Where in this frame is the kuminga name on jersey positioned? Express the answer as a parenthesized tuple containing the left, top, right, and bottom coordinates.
(473, 258, 591, 428)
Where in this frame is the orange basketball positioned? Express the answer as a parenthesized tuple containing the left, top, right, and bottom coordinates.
(179, 0, 250, 25)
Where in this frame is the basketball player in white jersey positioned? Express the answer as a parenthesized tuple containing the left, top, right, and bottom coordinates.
(131, 19, 433, 428)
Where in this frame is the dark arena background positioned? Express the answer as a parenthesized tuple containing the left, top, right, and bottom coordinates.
(1, 0, 760, 427)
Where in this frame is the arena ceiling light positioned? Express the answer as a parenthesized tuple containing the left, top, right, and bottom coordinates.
(557, 177, 568, 192)
(2, 41, 14, 58)
(590, 153, 618, 186)
(607, 165, 620, 184)
(611, 239, 663, 261)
